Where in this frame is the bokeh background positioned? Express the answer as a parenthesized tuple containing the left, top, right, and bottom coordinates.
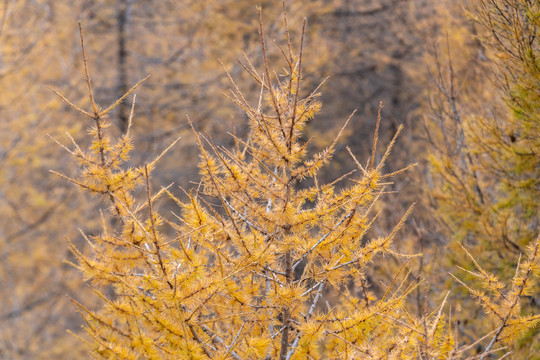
(1, 0, 536, 358)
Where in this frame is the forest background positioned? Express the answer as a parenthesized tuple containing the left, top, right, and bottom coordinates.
(0, 0, 538, 359)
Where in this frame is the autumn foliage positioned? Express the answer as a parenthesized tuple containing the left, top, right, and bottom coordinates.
(45, 3, 540, 359)
(0, 0, 538, 359)
(424, 0, 540, 356)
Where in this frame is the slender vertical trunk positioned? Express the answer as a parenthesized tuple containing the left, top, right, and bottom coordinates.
(278, 166, 294, 360)
(278, 250, 292, 360)
(116, 0, 129, 132)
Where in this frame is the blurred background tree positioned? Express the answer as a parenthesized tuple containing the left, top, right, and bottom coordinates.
(0, 1, 90, 358)
(423, 0, 539, 356)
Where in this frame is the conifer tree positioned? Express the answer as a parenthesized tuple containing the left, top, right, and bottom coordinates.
(425, 0, 540, 355)
(428, 0, 539, 266)
(426, 0, 539, 283)
(55, 11, 421, 359)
